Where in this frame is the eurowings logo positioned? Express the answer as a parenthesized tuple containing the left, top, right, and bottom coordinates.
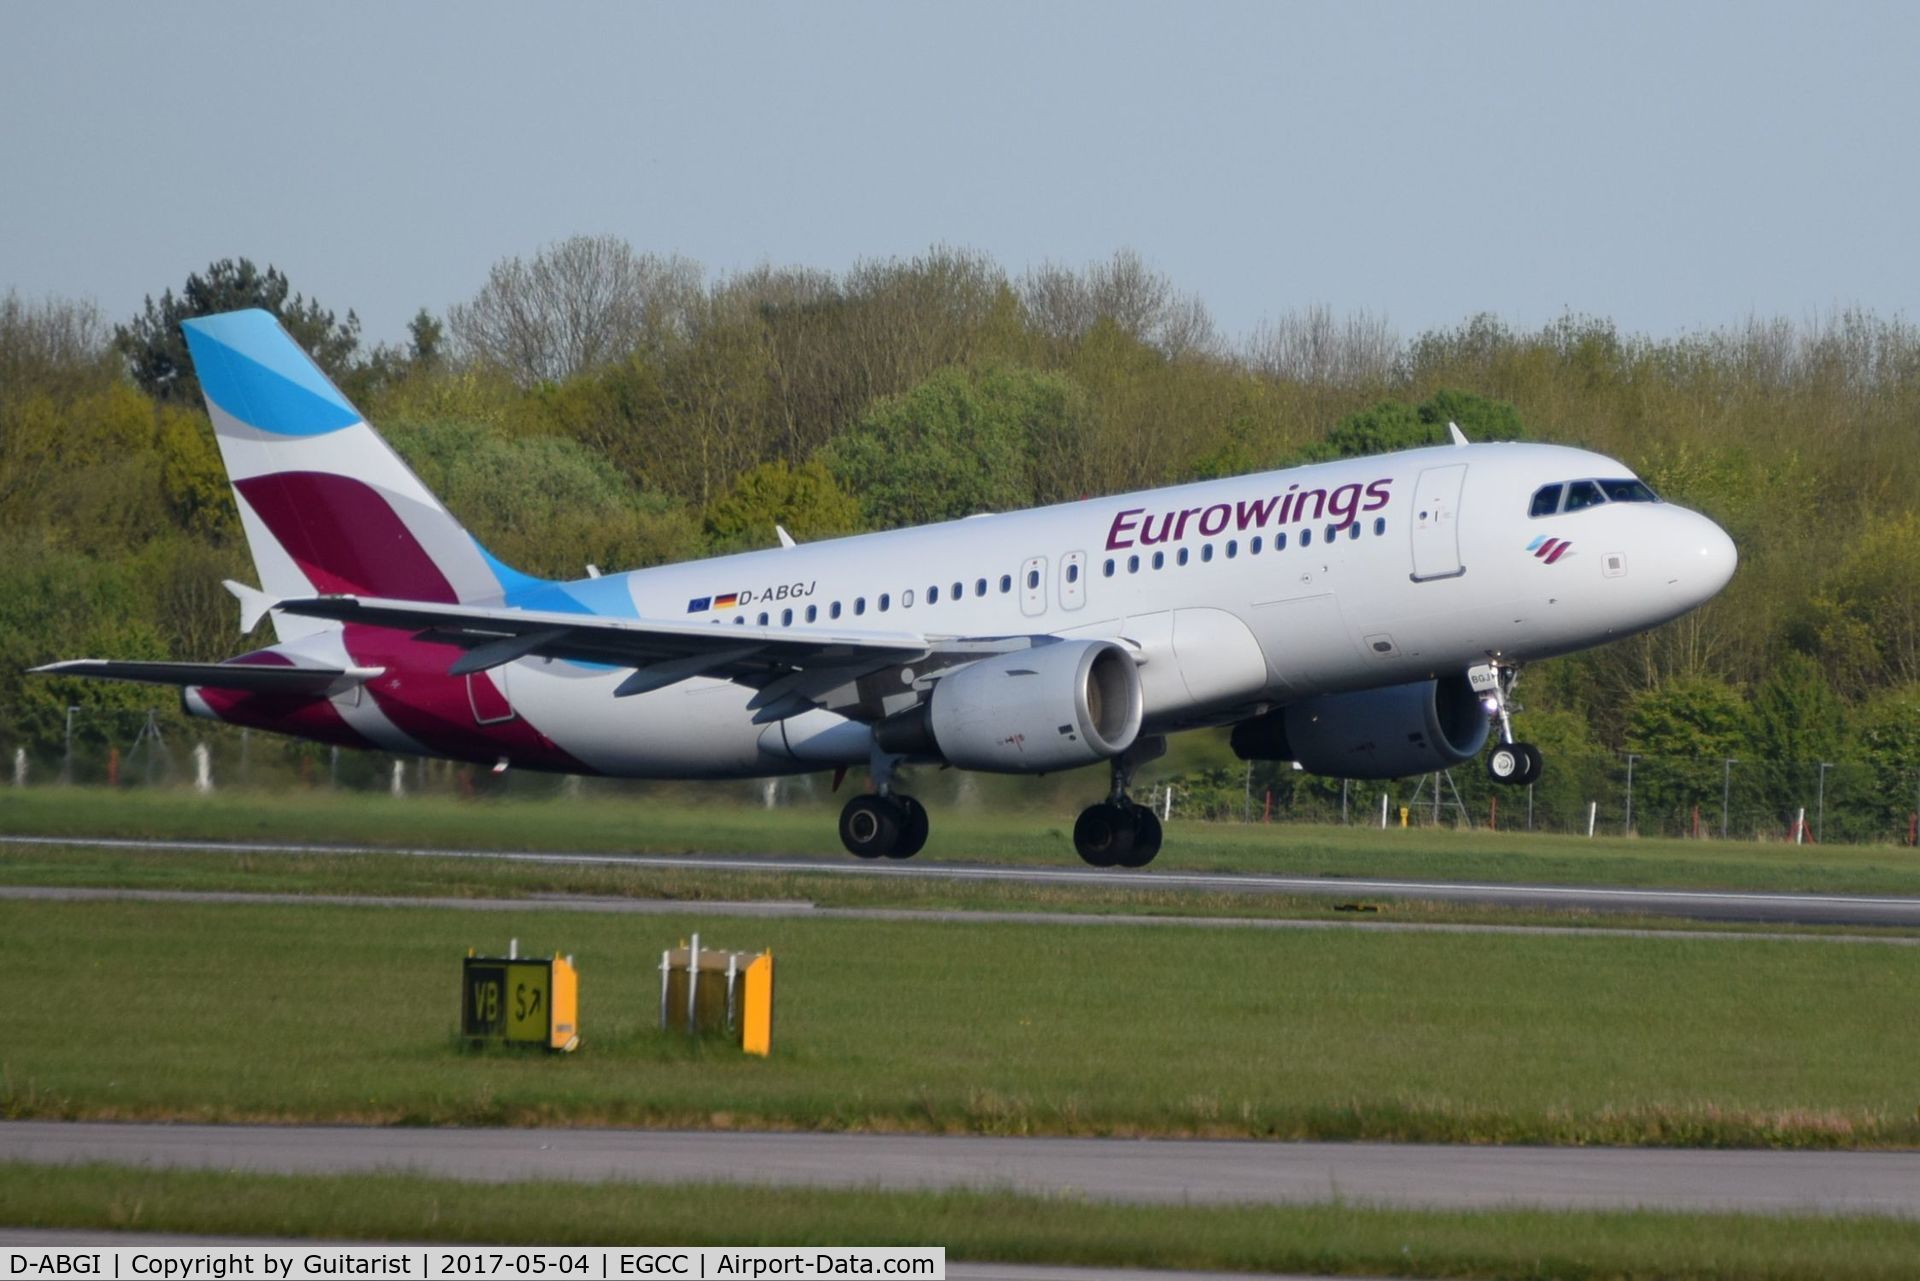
(1528, 535, 1573, 564)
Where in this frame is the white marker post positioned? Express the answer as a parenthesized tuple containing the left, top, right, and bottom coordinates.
(1587, 801, 1598, 838)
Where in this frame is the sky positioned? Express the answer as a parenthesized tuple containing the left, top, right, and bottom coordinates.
(3, 1, 1915, 349)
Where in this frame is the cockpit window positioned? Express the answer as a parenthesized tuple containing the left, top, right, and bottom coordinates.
(1529, 484, 1564, 518)
(1600, 478, 1658, 503)
(1563, 480, 1605, 512)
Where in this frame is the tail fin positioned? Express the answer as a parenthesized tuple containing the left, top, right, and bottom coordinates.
(182, 310, 535, 637)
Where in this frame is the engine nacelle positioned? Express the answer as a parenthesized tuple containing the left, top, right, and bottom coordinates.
(1231, 674, 1490, 779)
(876, 639, 1144, 773)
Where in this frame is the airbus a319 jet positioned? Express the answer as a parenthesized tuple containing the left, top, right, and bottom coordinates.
(38, 310, 1737, 866)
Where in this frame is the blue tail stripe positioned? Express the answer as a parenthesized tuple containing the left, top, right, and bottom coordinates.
(181, 310, 361, 436)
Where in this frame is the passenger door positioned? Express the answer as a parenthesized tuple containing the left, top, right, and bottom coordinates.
(1410, 464, 1467, 581)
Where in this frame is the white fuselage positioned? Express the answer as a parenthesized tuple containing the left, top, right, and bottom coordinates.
(266, 441, 1736, 778)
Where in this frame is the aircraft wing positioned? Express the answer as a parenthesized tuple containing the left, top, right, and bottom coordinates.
(270, 593, 1033, 720)
(30, 659, 382, 695)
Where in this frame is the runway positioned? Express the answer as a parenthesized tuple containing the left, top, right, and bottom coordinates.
(7, 832, 1920, 927)
(6, 884, 1919, 946)
(4, 1122, 1916, 1218)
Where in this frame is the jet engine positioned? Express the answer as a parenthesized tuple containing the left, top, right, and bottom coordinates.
(1230, 674, 1490, 779)
(876, 639, 1144, 773)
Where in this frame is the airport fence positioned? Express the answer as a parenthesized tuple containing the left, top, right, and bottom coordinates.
(4, 701, 1919, 846)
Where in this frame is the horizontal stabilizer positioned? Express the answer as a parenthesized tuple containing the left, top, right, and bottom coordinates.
(31, 659, 382, 695)
(223, 579, 278, 634)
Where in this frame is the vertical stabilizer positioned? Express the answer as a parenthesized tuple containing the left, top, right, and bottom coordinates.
(182, 310, 531, 639)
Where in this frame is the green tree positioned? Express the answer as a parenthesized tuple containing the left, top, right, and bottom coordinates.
(1855, 684, 1920, 842)
(822, 366, 1083, 528)
(703, 460, 861, 549)
(1301, 389, 1527, 462)
(1625, 677, 1756, 835)
(384, 418, 698, 577)
(1808, 512, 1920, 693)
(115, 258, 361, 404)
(1744, 650, 1852, 833)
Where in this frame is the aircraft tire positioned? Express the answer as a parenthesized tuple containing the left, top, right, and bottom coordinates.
(890, 795, 929, 859)
(1487, 743, 1528, 785)
(1073, 802, 1136, 868)
(1516, 743, 1545, 785)
(1119, 804, 1162, 867)
(840, 794, 903, 859)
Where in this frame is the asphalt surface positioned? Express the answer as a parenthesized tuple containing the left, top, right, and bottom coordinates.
(7, 832, 1920, 927)
(6, 884, 1919, 947)
(4, 1122, 1917, 1218)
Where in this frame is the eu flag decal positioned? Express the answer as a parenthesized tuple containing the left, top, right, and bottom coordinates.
(687, 596, 712, 614)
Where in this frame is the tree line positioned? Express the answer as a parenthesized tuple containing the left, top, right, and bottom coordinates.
(3, 239, 1917, 835)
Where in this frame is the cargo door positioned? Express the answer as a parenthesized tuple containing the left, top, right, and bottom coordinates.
(467, 666, 515, 725)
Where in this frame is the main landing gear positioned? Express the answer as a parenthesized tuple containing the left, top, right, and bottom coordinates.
(839, 750, 928, 860)
(1482, 662, 1544, 786)
(1073, 748, 1164, 869)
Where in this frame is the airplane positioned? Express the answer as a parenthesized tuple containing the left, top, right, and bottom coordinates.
(36, 309, 1737, 866)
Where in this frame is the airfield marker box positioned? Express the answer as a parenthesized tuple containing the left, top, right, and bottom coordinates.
(463, 948, 579, 1052)
(660, 933, 774, 1055)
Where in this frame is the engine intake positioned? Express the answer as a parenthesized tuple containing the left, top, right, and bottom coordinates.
(1231, 674, 1490, 779)
(876, 639, 1143, 773)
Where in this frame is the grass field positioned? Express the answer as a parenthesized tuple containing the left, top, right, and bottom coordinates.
(5, 1164, 1917, 1281)
(5, 897, 1917, 1147)
(7, 786, 1920, 896)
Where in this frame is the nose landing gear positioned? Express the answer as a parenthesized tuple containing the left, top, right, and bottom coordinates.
(1480, 662, 1543, 786)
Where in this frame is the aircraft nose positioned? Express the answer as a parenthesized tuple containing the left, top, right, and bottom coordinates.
(1679, 512, 1738, 603)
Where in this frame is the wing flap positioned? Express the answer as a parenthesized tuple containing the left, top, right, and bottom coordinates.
(272, 594, 936, 668)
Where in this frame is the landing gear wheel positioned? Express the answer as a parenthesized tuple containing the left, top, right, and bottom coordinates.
(1487, 742, 1543, 786)
(890, 795, 929, 859)
(840, 794, 903, 859)
(1074, 802, 1137, 868)
(1118, 804, 1162, 868)
(1516, 743, 1544, 785)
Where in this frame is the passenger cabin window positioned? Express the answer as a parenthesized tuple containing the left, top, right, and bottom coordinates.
(902, 589, 914, 608)
(1529, 484, 1563, 518)
(855, 597, 866, 615)
(1066, 563, 1080, 583)
(975, 578, 988, 597)
(1564, 480, 1605, 512)
(878, 593, 891, 612)
(830, 601, 842, 620)
(999, 574, 1012, 594)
